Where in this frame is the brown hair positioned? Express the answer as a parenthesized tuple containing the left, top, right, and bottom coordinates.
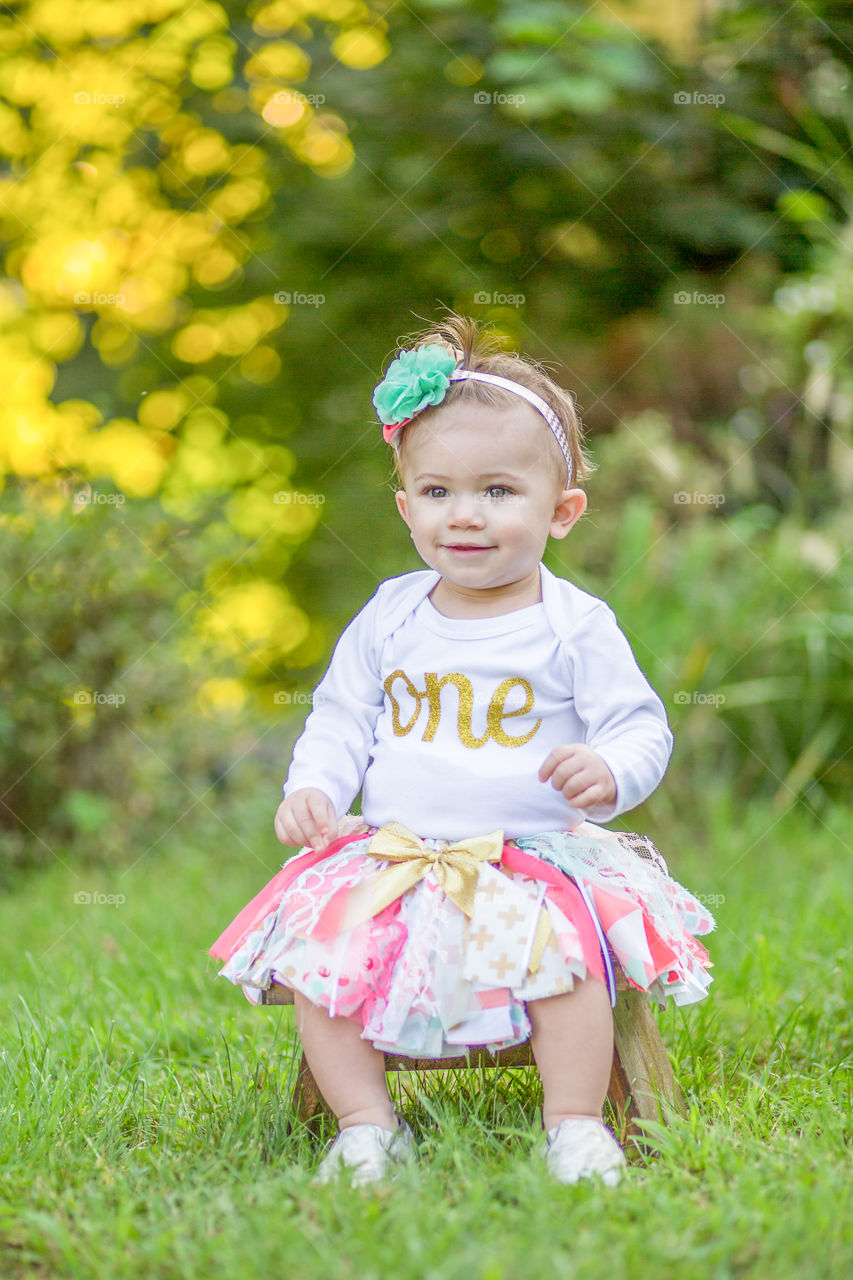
(385, 314, 595, 492)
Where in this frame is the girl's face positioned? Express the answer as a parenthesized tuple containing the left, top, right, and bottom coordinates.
(395, 401, 586, 611)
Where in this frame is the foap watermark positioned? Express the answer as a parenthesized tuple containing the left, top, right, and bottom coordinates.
(74, 91, 126, 106)
(674, 291, 725, 307)
(473, 91, 526, 106)
(274, 690, 329, 707)
(695, 892, 726, 907)
(273, 491, 325, 506)
(273, 691, 312, 706)
(74, 291, 126, 307)
(273, 291, 325, 307)
(673, 91, 725, 107)
(273, 89, 326, 107)
(473, 291, 525, 307)
(73, 890, 126, 906)
(673, 491, 726, 507)
(73, 488, 126, 509)
(673, 691, 726, 707)
(73, 690, 126, 707)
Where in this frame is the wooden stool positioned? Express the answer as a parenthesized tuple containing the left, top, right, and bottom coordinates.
(260, 967, 682, 1140)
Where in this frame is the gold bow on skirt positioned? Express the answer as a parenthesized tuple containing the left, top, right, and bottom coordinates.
(320, 821, 564, 987)
(334, 821, 505, 933)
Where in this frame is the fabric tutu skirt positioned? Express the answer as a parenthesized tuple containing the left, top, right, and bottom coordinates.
(210, 815, 714, 1059)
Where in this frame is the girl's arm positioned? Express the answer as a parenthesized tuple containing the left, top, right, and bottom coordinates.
(561, 601, 674, 823)
(281, 587, 386, 823)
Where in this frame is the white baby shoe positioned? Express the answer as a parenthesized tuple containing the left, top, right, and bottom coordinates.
(542, 1117, 626, 1186)
(314, 1117, 415, 1187)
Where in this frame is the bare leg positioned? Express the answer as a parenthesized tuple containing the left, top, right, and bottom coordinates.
(293, 992, 396, 1131)
(527, 978, 614, 1131)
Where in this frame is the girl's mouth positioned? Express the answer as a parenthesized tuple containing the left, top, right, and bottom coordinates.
(445, 545, 494, 554)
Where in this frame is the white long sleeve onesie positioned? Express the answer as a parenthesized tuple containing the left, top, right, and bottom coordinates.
(283, 564, 673, 841)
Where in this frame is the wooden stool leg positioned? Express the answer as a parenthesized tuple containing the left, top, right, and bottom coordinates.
(608, 988, 684, 1139)
(292, 1050, 327, 1125)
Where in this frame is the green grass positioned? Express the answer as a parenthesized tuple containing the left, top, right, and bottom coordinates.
(1, 794, 851, 1279)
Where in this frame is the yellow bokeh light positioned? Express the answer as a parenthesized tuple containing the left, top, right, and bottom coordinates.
(175, 442, 233, 489)
(245, 40, 310, 81)
(31, 312, 83, 360)
(443, 56, 483, 87)
(197, 677, 247, 716)
(0, 408, 54, 475)
(58, 239, 111, 295)
(183, 408, 228, 446)
(331, 26, 389, 70)
(162, 2, 228, 44)
(173, 323, 219, 363)
(261, 93, 306, 127)
(3, 58, 52, 106)
(218, 310, 263, 355)
(0, 340, 56, 400)
(57, 398, 102, 431)
(190, 36, 236, 90)
(159, 210, 220, 262)
(0, 283, 23, 322)
(204, 580, 311, 655)
(293, 125, 352, 170)
(315, 112, 346, 134)
(207, 179, 269, 221)
(138, 89, 182, 127)
(248, 297, 284, 332)
(252, 1, 299, 36)
(138, 388, 189, 431)
(181, 129, 231, 175)
(260, 444, 295, 475)
(223, 439, 266, 482)
(229, 145, 266, 175)
(52, 402, 97, 467)
(193, 247, 242, 287)
(240, 345, 281, 383)
(115, 275, 163, 317)
(0, 102, 29, 156)
(548, 221, 610, 263)
(84, 420, 168, 496)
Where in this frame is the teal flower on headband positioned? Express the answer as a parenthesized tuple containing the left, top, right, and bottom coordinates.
(372, 344, 458, 425)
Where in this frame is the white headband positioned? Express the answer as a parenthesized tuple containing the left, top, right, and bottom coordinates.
(449, 369, 573, 485)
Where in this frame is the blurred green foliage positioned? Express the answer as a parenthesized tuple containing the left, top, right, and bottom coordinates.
(558, 484, 853, 818)
(0, 483, 259, 877)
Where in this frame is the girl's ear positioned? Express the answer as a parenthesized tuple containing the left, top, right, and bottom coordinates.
(549, 488, 587, 540)
(395, 489, 412, 529)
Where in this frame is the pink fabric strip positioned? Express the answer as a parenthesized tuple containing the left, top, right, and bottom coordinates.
(208, 832, 373, 961)
(500, 844, 605, 982)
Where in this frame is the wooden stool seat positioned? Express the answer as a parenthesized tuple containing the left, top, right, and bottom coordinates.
(260, 964, 682, 1139)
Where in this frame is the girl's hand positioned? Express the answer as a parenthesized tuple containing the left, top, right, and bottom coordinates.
(274, 788, 339, 851)
(538, 745, 617, 812)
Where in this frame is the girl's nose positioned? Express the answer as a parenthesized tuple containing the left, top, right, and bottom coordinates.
(447, 496, 485, 527)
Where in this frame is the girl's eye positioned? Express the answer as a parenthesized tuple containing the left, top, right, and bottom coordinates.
(419, 485, 514, 498)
